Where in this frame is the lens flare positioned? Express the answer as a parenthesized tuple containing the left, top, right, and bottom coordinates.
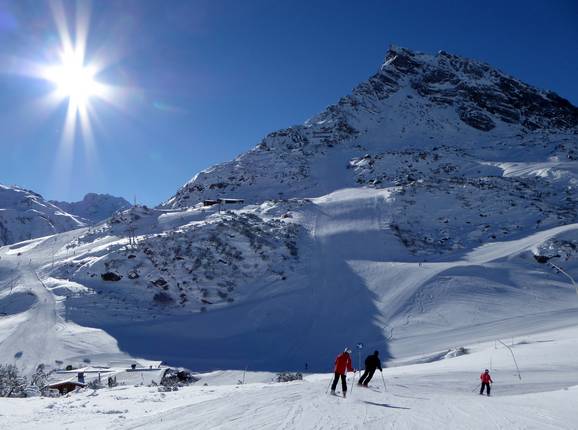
(0, 0, 134, 195)
(45, 51, 100, 109)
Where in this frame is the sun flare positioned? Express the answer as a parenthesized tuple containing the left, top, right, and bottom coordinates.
(21, 0, 129, 151)
(45, 51, 101, 110)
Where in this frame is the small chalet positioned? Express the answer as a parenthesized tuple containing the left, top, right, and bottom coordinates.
(46, 379, 85, 395)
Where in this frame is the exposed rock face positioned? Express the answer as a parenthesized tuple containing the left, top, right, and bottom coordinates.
(402, 48, 578, 130)
(163, 46, 578, 209)
(101, 272, 122, 282)
(457, 108, 495, 131)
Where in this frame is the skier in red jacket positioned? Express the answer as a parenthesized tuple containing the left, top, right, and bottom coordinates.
(331, 348, 355, 397)
(479, 369, 493, 396)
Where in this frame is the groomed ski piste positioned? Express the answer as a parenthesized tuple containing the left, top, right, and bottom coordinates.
(1, 320, 578, 429)
(1, 186, 578, 429)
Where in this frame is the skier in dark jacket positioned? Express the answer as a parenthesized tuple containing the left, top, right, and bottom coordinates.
(331, 348, 355, 397)
(358, 350, 382, 387)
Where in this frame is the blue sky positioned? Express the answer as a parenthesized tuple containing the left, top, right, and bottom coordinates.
(1, 0, 577, 206)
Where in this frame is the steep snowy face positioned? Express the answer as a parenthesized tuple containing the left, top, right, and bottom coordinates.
(51, 193, 131, 224)
(163, 46, 578, 209)
(0, 184, 85, 246)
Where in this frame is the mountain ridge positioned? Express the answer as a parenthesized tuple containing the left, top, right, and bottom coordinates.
(0, 184, 85, 246)
(50, 192, 132, 224)
(163, 46, 577, 209)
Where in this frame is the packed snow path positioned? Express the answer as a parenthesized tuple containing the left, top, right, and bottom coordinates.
(0, 266, 59, 371)
(0, 230, 122, 373)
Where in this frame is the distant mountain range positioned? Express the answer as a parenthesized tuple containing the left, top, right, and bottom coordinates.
(50, 193, 131, 224)
(0, 185, 130, 246)
(0, 184, 85, 246)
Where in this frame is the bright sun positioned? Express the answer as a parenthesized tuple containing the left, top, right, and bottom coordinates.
(18, 0, 124, 148)
(46, 51, 100, 109)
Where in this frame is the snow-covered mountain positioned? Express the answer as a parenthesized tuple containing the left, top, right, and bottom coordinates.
(160, 46, 578, 254)
(0, 184, 85, 246)
(1, 47, 578, 378)
(163, 46, 577, 210)
(50, 193, 131, 224)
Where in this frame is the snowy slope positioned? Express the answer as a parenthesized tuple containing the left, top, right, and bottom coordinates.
(50, 193, 131, 224)
(1, 325, 577, 429)
(2, 190, 578, 374)
(0, 184, 85, 246)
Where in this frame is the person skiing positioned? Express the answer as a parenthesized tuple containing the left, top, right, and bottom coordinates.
(358, 350, 382, 387)
(331, 348, 355, 397)
(479, 369, 493, 396)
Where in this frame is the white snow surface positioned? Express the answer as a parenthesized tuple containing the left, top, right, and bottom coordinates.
(1, 325, 577, 429)
(2, 190, 578, 374)
(1, 46, 578, 428)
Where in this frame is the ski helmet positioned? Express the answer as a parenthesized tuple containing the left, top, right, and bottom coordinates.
(344, 347, 352, 354)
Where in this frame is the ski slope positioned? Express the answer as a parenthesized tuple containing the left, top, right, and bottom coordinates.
(0, 230, 130, 373)
(1, 324, 577, 429)
(2, 45, 578, 375)
(1, 187, 578, 374)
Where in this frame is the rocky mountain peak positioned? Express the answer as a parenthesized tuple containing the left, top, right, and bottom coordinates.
(163, 47, 578, 209)
(376, 46, 578, 131)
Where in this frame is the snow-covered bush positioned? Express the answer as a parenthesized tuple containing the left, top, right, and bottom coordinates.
(0, 364, 27, 397)
(160, 369, 199, 388)
(30, 364, 48, 392)
(58, 210, 303, 315)
(276, 372, 303, 383)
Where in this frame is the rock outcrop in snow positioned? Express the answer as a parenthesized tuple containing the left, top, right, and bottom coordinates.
(0, 184, 85, 246)
(53, 204, 302, 317)
(51, 193, 131, 224)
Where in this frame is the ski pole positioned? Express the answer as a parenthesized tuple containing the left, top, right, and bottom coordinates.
(351, 370, 356, 394)
(380, 371, 387, 392)
(326, 373, 334, 394)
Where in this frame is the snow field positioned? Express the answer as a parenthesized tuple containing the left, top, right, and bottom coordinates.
(1, 324, 577, 429)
